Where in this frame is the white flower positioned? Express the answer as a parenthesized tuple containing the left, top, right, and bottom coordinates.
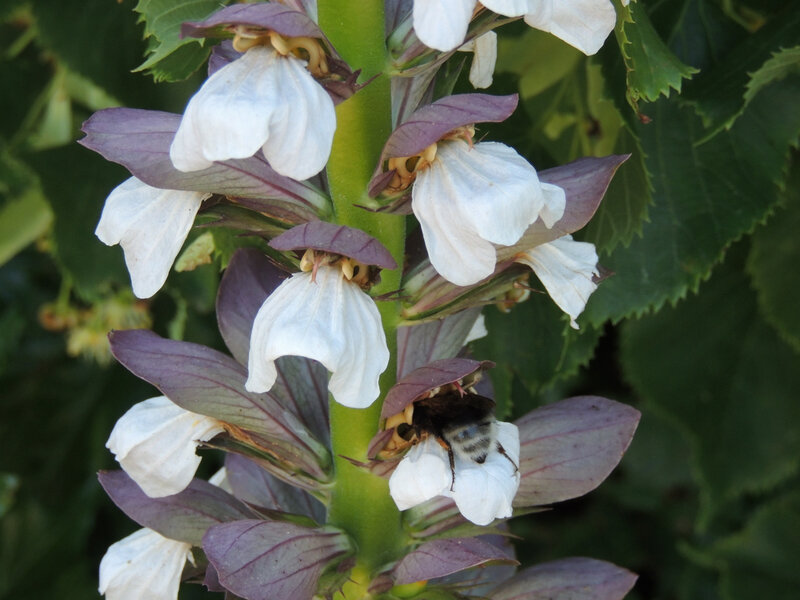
(99, 528, 192, 600)
(169, 45, 336, 181)
(412, 0, 619, 55)
(464, 313, 488, 343)
(458, 31, 498, 89)
(411, 139, 565, 286)
(516, 235, 599, 329)
(389, 422, 521, 526)
(523, 0, 618, 56)
(245, 265, 389, 409)
(95, 177, 207, 299)
(413, 0, 528, 51)
(106, 396, 224, 498)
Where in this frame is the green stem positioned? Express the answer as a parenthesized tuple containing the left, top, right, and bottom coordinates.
(319, 0, 407, 576)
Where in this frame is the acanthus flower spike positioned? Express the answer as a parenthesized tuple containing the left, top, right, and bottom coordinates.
(245, 223, 396, 409)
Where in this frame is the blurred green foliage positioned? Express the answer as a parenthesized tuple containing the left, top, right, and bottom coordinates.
(1, 0, 799, 599)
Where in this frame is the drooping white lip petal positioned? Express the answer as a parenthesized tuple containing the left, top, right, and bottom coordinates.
(95, 177, 206, 299)
(99, 528, 192, 600)
(459, 31, 497, 89)
(245, 266, 389, 409)
(259, 54, 336, 181)
(169, 46, 335, 181)
(448, 422, 520, 525)
(389, 437, 452, 510)
(413, 0, 476, 51)
(412, 140, 544, 286)
(524, 0, 618, 56)
(106, 396, 224, 498)
(516, 235, 600, 329)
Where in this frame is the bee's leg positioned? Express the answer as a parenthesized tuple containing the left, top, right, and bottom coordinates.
(435, 437, 457, 491)
(496, 442, 518, 473)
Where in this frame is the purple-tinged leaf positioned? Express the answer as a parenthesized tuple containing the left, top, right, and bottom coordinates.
(225, 454, 325, 523)
(270, 222, 398, 270)
(217, 248, 287, 366)
(109, 329, 329, 482)
(216, 249, 330, 444)
(499, 155, 630, 259)
(203, 520, 350, 600)
(491, 557, 637, 600)
(203, 563, 227, 593)
(79, 108, 329, 222)
(393, 537, 517, 585)
(369, 94, 518, 196)
(99, 470, 252, 547)
(396, 307, 482, 377)
(381, 358, 491, 419)
(515, 396, 640, 507)
(438, 534, 517, 595)
(181, 3, 323, 40)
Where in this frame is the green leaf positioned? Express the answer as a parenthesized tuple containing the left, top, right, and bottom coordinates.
(681, 8, 800, 136)
(581, 122, 651, 253)
(0, 152, 52, 266)
(711, 492, 800, 600)
(474, 294, 601, 413)
(614, 0, 698, 110)
(746, 162, 800, 352)
(133, 0, 227, 81)
(620, 254, 800, 526)
(583, 75, 800, 325)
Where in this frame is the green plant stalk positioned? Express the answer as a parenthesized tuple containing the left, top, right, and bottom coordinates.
(319, 0, 407, 576)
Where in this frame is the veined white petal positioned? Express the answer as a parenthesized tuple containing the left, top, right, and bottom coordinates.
(106, 396, 224, 498)
(412, 140, 544, 286)
(388, 437, 452, 510)
(170, 47, 335, 180)
(459, 31, 497, 89)
(481, 0, 531, 17)
(414, 0, 476, 51)
(516, 235, 599, 329)
(539, 181, 566, 228)
(260, 54, 336, 181)
(99, 528, 191, 600)
(95, 177, 206, 299)
(245, 266, 389, 409)
(448, 422, 520, 525)
(524, 0, 617, 56)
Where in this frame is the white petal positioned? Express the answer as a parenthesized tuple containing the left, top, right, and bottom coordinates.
(464, 313, 488, 343)
(389, 437, 452, 510)
(516, 235, 599, 329)
(412, 140, 544, 286)
(538, 181, 566, 228)
(95, 177, 205, 298)
(448, 422, 521, 525)
(106, 396, 224, 497)
(245, 266, 389, 408)
(414, 0, 476, 51)
(208, 467, 233, 493)
(170, 47, 335, 180)
(259, 54, 337, 181)
(524, 0, 617, 55)
(99, 528, 191, 600)
(481, 0, 531, 17)
(466, 31, 497, 89)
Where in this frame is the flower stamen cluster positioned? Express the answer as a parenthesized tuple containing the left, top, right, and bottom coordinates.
(299, 249, 374, 289)
(231, 28, 329, 76)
